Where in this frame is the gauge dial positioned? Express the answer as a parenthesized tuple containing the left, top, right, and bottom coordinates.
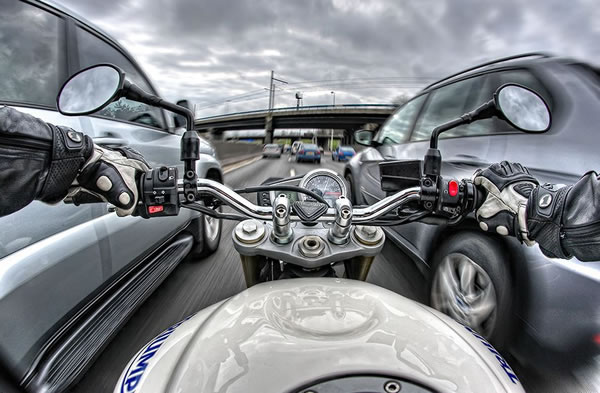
(299, 169, 347, 207)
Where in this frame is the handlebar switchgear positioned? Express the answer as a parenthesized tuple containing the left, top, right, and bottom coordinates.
(137, 166, 180, 218)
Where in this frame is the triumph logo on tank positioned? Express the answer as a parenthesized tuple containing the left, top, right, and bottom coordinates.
(120, 315, 193, 393)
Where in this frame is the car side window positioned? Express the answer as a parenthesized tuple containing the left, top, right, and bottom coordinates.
(491, 69, 553, 132)
(0, 2, 63, 107)
(411, 75, 492, 141)
(76, 27, 165, 129)
(375, 94, 426, 145)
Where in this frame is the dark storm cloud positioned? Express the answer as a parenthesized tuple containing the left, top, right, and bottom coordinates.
(57, 0, 600, 117)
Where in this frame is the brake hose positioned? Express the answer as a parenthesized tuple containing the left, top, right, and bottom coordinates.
(234, 185, 328, 205)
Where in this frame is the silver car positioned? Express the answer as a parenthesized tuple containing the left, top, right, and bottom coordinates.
(345, 54, 600, 364)
(262, 143, 282, 158)
(0, 1, 222, 392)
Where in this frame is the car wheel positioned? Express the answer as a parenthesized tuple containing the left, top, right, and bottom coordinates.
(200, 206, 222, 255)
(189, 184, 223, 259)
(430, 231, 513, 349)
(317, 159, 321, 164)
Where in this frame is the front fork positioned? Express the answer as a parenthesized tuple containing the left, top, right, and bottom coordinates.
(239, 255, 262, 287)
(233, 194, 385, 288)
(237, 254, 377, 288)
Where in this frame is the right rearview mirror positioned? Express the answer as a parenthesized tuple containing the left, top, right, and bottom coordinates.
(495, 84, 551, 132)
(354, 129, 373, 146)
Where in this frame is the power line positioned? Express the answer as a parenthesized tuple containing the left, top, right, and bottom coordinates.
(195, 75, 439, 110)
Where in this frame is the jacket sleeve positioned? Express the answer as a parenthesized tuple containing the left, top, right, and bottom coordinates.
(527, 171, 600, 261)
(0, 106, 93, 217)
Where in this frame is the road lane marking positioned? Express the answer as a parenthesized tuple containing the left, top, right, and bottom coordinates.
(290, 168, 296, 177)
(223, 156, 263, 174)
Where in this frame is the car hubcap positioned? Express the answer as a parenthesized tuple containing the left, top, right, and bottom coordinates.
(431, 253, 497, 338)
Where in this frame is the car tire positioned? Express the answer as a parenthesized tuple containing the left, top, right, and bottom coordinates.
(429, 231, 513, 349)
(344, 172, 356, 204)
(317, 159, 321, 164)
(188, 184, 223, 260)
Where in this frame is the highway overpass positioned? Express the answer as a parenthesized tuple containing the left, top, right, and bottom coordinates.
(194, 104, 396, 143)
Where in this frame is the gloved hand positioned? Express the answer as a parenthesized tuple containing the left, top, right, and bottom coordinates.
(68, 145, 150, 216)
(473, 161, 538, 245)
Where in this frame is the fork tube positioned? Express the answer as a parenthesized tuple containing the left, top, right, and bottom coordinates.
(344, 256, 375, 281)
(240, 255, 262, 287)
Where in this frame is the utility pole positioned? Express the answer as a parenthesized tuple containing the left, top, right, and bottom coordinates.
(268, 71, 274, 110)
(266, 71, 288, 143)
(331, 91, 335, 106)
(295, 92, 303, 110)
(330, 129, 334, 151)
(268, 70, 288, 111)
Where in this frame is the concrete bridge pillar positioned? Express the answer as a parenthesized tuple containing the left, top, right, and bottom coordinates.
(265, 114, 273, 144)
(210, 129, 224, 141)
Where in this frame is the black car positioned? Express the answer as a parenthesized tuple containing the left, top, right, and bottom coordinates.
(345, 53, 600, 362)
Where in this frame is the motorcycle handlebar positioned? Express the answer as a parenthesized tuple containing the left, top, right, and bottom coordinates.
(69, 170, 487, 225)
(182, 178, 422, 223)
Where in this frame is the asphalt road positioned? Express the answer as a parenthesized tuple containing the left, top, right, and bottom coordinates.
(71, 153, 598, 393)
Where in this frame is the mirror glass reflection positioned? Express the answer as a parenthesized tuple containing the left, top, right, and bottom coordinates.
(58, 65, 121, 115)
(497, 85, 550, 132)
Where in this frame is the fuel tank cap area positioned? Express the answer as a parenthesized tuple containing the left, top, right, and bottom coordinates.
(264, 281, 379, 337)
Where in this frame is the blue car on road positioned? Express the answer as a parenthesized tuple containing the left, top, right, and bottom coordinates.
(295, 143, 321, 163)
(332, 146, 356, 161)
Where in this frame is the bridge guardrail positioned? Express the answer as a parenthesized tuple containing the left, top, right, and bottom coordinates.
(195, 103, 397, 122)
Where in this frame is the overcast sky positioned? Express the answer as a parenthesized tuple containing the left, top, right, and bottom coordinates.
(57, 0, 600, 117)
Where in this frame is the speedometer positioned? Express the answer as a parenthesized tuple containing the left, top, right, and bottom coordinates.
(298, 169, 347, 207)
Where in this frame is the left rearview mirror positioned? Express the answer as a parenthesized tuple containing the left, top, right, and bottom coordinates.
(57, 64, 124, 115)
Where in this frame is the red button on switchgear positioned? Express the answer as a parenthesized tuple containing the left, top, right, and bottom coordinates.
(448, 180, 459, 197)
(148, 205, 164, 214)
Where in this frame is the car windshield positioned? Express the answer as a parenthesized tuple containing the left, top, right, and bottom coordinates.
(303, 144, 318, 149)
(341, 147, 355, 153)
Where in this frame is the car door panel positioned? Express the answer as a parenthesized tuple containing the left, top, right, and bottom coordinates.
(357, 148, 384, 204)
(0, 209, 108, 372)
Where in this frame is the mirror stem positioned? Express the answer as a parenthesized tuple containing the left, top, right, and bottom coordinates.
(122, 81, 195, 130)
(120, 81, 199, 201)
(429, 99, 495, 149)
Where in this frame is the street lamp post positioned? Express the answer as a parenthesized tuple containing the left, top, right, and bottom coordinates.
(331, 91, 335, 106)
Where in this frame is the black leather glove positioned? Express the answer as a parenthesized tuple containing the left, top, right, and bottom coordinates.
(525, 182, 571, 259)
(0, 106, 93, 216)
(68, 146, 150, 216)
(473, 161, 538, 244)
(0, 106, 149, 218)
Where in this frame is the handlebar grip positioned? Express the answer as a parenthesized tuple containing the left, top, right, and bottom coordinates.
(64, 192, 104, 205)
(473, 184, 487, 211)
